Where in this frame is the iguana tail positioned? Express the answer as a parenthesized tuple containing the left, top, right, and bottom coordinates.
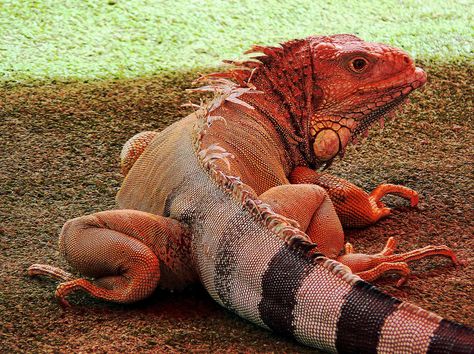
(197, 220, 474, 353)
(188, 75, 474, 353)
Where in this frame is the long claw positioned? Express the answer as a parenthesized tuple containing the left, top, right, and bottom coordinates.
(380, 237, 396, 256)
(369, 184, 419, 207)
(56, 293, 71, 308)
(396, 273, 409, 287)
(28, 264, 75, 282)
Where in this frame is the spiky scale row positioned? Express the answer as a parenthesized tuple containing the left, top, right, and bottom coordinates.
(191, 79, 321, 254)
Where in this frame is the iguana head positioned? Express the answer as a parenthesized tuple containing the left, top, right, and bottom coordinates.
(308, 34, 426, 163)
(211, 34, 426, 168)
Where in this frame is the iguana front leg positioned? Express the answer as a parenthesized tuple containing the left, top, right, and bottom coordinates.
(28, 210, 197, 306)
(290, 166, 418, 228)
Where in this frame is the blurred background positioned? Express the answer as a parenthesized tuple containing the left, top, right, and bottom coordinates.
(1, 0, 472, 84)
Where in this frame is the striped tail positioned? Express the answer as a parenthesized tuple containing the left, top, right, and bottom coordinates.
(318, 274, 474, 353)
(204, 237, 474, 353)
(263, 256, 474, 353)
(190, 149, 474, 353)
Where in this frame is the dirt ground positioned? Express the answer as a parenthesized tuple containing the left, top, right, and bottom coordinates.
(1, 63, 473, 353)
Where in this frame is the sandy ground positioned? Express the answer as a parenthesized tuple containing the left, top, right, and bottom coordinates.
(0, 64, 473, 353)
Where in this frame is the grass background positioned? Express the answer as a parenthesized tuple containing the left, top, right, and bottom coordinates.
(1, 0, 473, 84)
(2, 64, 473, 353)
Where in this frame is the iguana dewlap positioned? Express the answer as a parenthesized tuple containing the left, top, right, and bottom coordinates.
(29, 34, 474, 353)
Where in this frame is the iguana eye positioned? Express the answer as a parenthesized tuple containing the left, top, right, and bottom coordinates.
(349, 57, 369, 73)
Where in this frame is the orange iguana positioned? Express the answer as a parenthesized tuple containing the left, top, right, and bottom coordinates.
(29, 34, 473, 353)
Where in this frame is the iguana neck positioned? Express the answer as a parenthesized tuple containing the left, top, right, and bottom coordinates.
(225, 101, 306, 174)
(239, 39, 321, 169)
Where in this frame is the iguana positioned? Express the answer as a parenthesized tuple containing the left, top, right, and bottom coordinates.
(28, 34, 474, 353)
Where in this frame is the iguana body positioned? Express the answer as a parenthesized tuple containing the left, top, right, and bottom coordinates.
(29, 34, 474, 353)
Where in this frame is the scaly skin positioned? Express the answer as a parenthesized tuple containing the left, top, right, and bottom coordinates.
(28, 35, 473, 352)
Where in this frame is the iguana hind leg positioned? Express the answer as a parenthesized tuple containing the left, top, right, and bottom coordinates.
(28, 210, 196, 306)
(290, 166, 418, 228)
(259, 183, 344, 258)
(259, 183, 458, 285)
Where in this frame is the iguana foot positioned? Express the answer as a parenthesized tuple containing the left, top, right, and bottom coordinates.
(369, 183, 419, 208)
(28, 264, 84, 307)
(337, 237, 459, 285)
(28, 266, 109, 307)
(356, 183, 419, 226)
(54, 277, 138, 307)
(28, 263, 154, 307)
(289, 166, 419, 228)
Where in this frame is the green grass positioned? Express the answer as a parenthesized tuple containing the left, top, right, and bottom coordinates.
(1, 0, 472, 84)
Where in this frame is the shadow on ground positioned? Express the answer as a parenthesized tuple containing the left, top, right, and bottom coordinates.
(0, 64, 473, 352)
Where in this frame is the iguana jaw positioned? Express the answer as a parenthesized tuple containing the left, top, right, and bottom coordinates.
(311, 66, 426, 164)
(351, 66, 426, 139)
